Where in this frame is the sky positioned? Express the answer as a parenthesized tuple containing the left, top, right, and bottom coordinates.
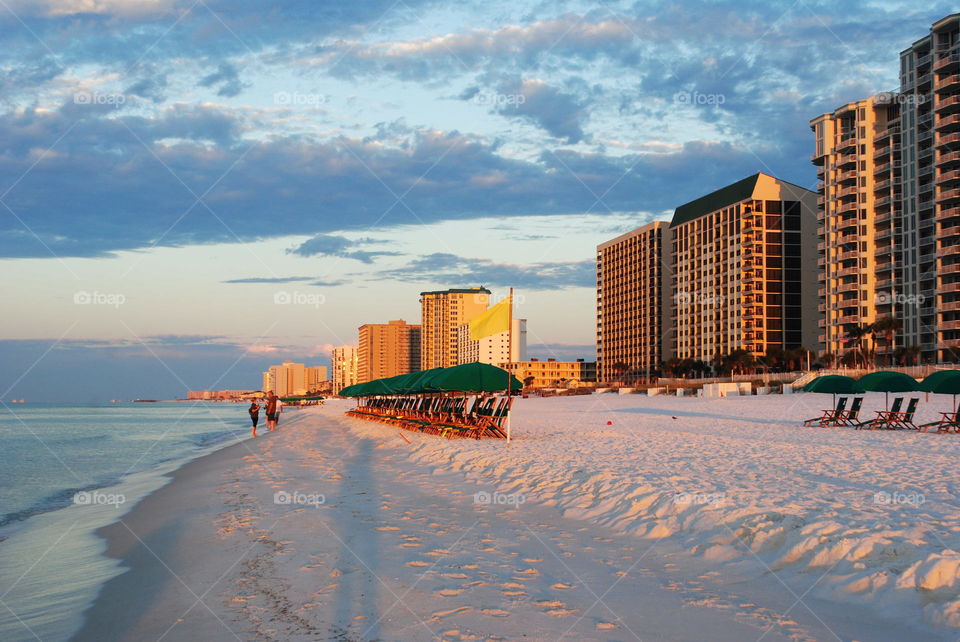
(0, 0, 952, 401)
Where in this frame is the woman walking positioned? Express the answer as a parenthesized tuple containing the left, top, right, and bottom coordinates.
(248, 400, 261, 437)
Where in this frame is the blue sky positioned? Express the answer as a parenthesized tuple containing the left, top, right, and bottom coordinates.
(0, 0, 952, 401)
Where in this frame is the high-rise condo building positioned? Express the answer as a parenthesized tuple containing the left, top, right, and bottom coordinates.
(331, 345, 359, 394)
(419, 288, 491, 369)
(899, 14, 960, 362)
(810, 95, 902, 360)
(456, 318, 528, 365)
(305, 366, 328, 392)
(357, 319, 421, 383)
(596, 221, 672, 383)
(670, 173, 819, 362)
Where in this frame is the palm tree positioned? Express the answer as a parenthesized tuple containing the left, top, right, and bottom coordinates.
(610, 361, 629, 385)
(871, 316, 902, 367)
(845, 323, 873, 368)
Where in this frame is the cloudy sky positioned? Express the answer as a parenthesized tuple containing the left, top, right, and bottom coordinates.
(0, 0, 950, 401)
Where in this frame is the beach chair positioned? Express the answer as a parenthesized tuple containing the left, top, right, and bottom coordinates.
(920, 411, 960, 433)
(857, 397, 903, 430)
(803, 397, 848, 426)
(870, 398, 919, 430)
(833, 397, 864, 427)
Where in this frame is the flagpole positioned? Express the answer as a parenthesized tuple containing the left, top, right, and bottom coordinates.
(506, 287, 513, 444)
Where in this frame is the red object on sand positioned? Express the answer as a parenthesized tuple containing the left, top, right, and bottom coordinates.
(607, 421, 613, 425)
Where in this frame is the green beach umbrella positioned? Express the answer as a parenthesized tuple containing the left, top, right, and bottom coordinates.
(803, 375, 865, 407)
(858, 371, 920, 409)
(803, 375, 865, 394)
(418, 362, 522, 393)
(919, 370, 960, 412)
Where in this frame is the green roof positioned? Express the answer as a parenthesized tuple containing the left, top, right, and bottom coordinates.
(419, 287, 492, 296)
(669, 174, 760, 228)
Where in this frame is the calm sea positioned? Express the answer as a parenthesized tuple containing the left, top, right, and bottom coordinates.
(0, 401, 253, 641)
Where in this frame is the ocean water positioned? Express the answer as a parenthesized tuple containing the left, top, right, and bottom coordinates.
(0, 402, 253, 641)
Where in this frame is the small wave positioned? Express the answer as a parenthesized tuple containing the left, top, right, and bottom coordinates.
(0, 480, 122, 529)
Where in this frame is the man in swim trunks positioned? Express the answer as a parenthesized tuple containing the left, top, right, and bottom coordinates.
(265, 392, 279, 432)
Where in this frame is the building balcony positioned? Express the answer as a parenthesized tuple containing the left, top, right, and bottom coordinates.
(941, 263, 960, 278)
(836, 214, 859, 228)
(938, 131, 960, 147)
(941, 243, 960, 256)
(835, 185, 859, 198)
(837, 153, 858, 167)
(837, 169, 859, 183)
(874, 125, 899, 141)
(935, 53, 960, 73)
(936, 74, 960, 92)
(875, 178, 893, 191)
(874, 195, 893, 207)
(875, 209, 893, 223)
(836, 266, 860, 277)
(874, 162, 893, 176)
(875, 227, 895, 241)
(940, 319, 960, 331)
(937, 203, 960, 220)
(811, 152, 826, 165)
(837, 249, 860, 261)
(939, 95, 960, 117)
(941, 282, 960, 294)
(941, 300, 960, 312)
(837, 314, 862, 325)
(876, 277, 896, 288)
(938, 113, 960, 131)
(837, 281, 860, 293)
(940, 151, 960, 168)
(940, 187, 960, 202)
(937, 169, 960, 185)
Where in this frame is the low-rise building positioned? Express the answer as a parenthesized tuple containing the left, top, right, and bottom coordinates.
(504, 359, 597, 389)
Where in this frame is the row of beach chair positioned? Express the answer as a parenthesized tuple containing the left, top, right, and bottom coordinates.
(803, 396, 959, 432)
(345, 394, 512, 439)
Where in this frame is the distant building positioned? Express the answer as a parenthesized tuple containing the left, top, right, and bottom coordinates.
(186, 390, 251, 400)
(420, 288, 491, 369)
(456, 318, 527, 365)
(670, 172, 819, 363)
(306, 366, 329, 393)
(332, 345, 359, 394)
(262, 361, 327, 395)
(596, 221, 672, 383)
(358, 319, 421, 383)
(504, 359, 597, 389)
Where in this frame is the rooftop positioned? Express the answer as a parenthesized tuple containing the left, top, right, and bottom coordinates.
(420, 287, 492, 296)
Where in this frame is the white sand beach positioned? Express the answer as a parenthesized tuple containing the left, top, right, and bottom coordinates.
(74, 393, 960, 641)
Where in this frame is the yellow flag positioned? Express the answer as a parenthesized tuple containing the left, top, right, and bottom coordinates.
(469, 296, 511, 341)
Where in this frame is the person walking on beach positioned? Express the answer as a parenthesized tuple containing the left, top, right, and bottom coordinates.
(248, 401, 260, 437)
(265, 392, 279, 432)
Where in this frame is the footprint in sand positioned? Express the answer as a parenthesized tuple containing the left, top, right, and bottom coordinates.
(521, 558, 543, 563)
(375, 526, 400, 531)
(441, 572, 469, 579)
(551, 583, 576, 590)
(516, 568, 539, 576)
(596, 622, 616, 630)
(535, 600, 566, 608)
(481, 608, 510, 617)
(407, 561, 430, 567)
(432, 606, 471, 619)
(502, 590, 526, 597)
(437, 588, 466, 597)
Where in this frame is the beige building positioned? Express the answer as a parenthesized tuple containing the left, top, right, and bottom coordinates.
(811, 95, 901, 360)
(261, 361, 328, 395)
(419, 288, 491, 369)
(358, 319, 421, 383)
(596, 221, 672, 383)
(456, 318, 527, 365)
(331, 345, 359, 394)
(670, 173, 819, 362)
(305, 366, 329, 393)
(505, 359, 597, 389)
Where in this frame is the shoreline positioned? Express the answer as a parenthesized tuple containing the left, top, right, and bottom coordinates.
(67, 399, 953, 641)
(72, 431, 270, 641)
